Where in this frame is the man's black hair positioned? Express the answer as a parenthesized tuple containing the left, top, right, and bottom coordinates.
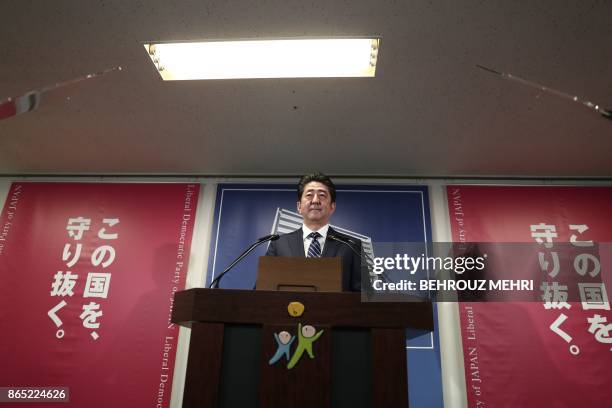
(297, 172, 336, 203)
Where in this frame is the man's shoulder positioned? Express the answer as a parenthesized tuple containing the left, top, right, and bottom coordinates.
(278, 228, 302, 240)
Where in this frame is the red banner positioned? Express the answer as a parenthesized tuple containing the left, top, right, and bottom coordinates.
(0, 182, 199, 407)
(447, 186, 612, 407)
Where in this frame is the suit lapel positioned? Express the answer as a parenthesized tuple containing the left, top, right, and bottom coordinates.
(290, 228, 305, 257)
(291, 227, 341, 257)
(322, 227, 340, 257)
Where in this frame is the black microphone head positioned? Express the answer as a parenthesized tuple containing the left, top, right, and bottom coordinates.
(329, 233, 355, 244)
(258, 233, 280, 242)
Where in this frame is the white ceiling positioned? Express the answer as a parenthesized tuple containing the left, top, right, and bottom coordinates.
(1, 0, 611, 178)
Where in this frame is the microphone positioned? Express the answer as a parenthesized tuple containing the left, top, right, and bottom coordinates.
(327, 233, 360, 257)
(327, 234, 387, 284)
(209, 234, 280, 289)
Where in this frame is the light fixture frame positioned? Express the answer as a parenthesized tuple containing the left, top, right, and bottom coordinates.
(143, 36, 381, 80)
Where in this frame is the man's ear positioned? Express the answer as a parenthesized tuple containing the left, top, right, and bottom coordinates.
(330, 202, 336, 214)
(296, 201, 302, 213)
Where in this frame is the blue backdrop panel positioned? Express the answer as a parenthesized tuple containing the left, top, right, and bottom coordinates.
(207, 183, 443, 407)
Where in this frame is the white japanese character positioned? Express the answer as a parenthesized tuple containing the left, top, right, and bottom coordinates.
(66, 217, 91, 240)
(47, 300, 67, 327)
(91, 245, 116, 268)
(530, 223, 557, 248)
(80, 302, 102, 329)
(586, 314, 612, 347)
(578, 283, 610, 311)
(80, 302, 103, 340)
(83, 273, 112, 299)
(98, 218, 119, 240)
(569, 224, 594, 247)
(47, 300, 68, 339)
(62, 243, 82, 268)
(573, 253, 600, 277)
(549, 313, 572, 343)
(50, 271, 78, 297)
(541, 282, 571, 310)
(538, 252, 560, 277)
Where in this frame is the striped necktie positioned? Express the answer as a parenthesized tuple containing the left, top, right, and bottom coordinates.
(307, 232, 322, 258)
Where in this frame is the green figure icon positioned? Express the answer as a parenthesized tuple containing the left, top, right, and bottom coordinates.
(286, 323, 324, 369)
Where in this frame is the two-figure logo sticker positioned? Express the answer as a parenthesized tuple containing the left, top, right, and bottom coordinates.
(268, 323, 324, 369)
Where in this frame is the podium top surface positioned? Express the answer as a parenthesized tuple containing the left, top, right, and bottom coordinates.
(172, 288, 433, 331)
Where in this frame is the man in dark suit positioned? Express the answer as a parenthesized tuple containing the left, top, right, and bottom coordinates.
(266, 172, 363, 292)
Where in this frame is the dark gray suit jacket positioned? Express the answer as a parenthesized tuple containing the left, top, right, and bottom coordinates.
(265, 227, 363, 292)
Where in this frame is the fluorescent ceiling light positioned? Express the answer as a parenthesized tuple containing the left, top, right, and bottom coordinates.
(143, 38, 380, 80)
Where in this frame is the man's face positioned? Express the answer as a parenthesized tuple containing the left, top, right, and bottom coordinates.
(297, 181, 336, 226)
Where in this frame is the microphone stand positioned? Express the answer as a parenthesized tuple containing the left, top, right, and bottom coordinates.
(209, 234, 279, 289)
(327, 234, 389, 285)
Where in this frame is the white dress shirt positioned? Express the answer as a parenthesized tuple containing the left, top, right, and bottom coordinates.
(301, 224, 330, 256)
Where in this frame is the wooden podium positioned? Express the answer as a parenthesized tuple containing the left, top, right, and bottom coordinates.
(172, 288, 433, 408)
